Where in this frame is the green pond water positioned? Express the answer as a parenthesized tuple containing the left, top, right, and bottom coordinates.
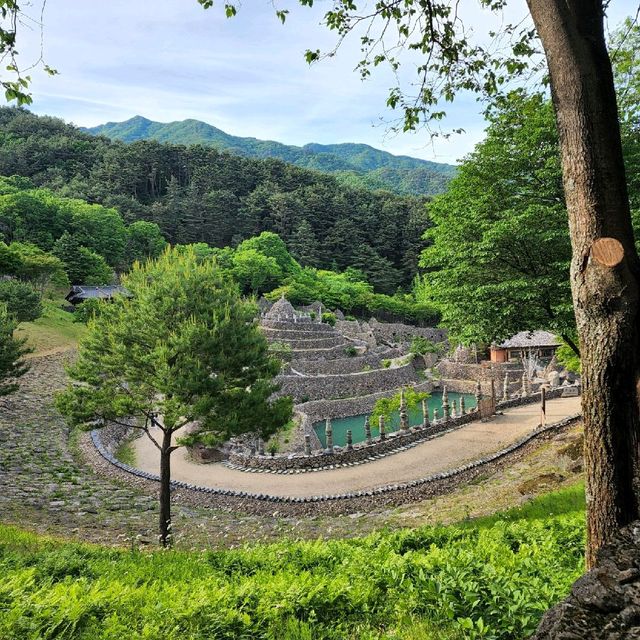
(313, 391, 477, 448)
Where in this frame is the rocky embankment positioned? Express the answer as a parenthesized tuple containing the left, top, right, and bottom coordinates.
(533, 521, 640, 639)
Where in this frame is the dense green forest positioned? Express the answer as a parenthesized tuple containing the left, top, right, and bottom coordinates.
(85, 115, 456, 196)
(0, 107, 431, 294)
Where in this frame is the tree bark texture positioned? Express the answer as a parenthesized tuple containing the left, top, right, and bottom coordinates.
(159, 428, 173, 548)
(526, 0, 640, 567)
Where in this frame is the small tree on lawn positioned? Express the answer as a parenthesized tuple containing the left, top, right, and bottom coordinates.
(56, 247, 292, 546)
(0, 303, 30, 396)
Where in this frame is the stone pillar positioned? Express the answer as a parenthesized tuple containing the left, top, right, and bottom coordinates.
(364, 416, 372, 444)
(475, 380, 483, 409)
(325, 418, 334, 454)
(304, 434, 311, 456)
(257, 438, 265, 456)
(421, 399, 430, 428)
(442, 385, 450, 421)
(502, 373, 510, 401)
(399, 388, 409, 430)
(346, 429, 353, 451)
(522, 373, 529, 398)
(459, 396, 465, 416)
(379, 415, 386, 440)
(451, 401, 457, 419)
(433, 407, 439, 424)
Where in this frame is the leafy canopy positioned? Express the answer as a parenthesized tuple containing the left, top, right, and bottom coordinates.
(419, 91, 573, 347)
(56, 246, 292, 445)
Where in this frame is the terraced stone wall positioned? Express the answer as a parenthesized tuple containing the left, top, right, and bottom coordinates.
(261, 327, 338, 340)
(288, 343, 365, 361)
(436, 360, 523, 382)
(261, 320, 330, 332)
(291, 348, 402, 375)
(298, 380, 435, 423)
(275, 360, 421, 402)
(276, 335, 348, 350)
(368, 320, 448, 345)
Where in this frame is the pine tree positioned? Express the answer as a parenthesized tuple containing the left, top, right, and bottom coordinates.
(0, 303, 30, 396)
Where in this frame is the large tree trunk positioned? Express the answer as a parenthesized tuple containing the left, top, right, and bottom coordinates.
(159, 428, 173, 548)
(526, 0, 640, 567)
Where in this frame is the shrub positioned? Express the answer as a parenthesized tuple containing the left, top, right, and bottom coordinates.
(344, 346, 358, 357)
(409, 336, 439, 355)
(322, 312, 336, 326)
(0, 278, 42, 322)
(72, 298, 106, 324)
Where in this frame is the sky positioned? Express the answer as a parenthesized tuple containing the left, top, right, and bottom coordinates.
(6, 0, 639, 164)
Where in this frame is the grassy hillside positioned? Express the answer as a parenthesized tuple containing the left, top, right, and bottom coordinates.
(85, 116, 456, 196)
(0, 486, 585, 640)
(16, 298, 84, 357)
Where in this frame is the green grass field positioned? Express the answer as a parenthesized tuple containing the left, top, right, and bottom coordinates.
(16, 298, 85, 356)
(0, 486, 585, 640)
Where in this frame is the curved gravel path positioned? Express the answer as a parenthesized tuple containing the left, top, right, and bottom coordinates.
(132, 396, 582, 497)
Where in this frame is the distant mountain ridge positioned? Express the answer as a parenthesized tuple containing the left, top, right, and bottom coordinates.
(84, 115, 456, 196)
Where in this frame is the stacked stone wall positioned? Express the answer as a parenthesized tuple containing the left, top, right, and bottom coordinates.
(288, 344, 364, 361)
(261, 327, 338, 340)
(533, 521, 640, 639)
(275, 360, 420, 402)
(436, 360, 523, 382)
(298, 380, 435, 422)
(368, 320, 447, 344)
(261, 319, 329, 331)
(291, 349, 401, 375)
(275, 335, 347, 350)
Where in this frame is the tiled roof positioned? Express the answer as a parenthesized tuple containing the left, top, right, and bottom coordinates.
(498, 330, 561, 349)
(66, 285, 129, 302)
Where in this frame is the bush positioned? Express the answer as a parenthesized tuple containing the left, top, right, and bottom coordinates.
(0, 278, 42, 322)
(409, 336, 438, 355)
(344, 346, 358, 357)
(322, 311, 336, 326)
(72, 298, 106, 324)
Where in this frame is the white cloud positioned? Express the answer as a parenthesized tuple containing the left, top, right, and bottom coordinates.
(7, 0, 640, 164)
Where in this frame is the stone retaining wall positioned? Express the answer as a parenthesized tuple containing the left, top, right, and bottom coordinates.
(288, 344, 364, 361)
(298, 381, 435, 422)
(532, 521, 640, 639)
(436, 360, 523, 382)
(261, 327, 338, 340)
(97, 420, 137, 456)
(274, 335, 348, 349)
(291, 348, 401, 375)
(275, 361, 420, 402)
(261, 320, 330, 332)
(87, 413, 581, 514)
(368, 320, 448, 344)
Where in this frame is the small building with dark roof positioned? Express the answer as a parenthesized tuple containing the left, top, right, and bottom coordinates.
(490, 330, 561, 363)
(65, 285, 130, 306)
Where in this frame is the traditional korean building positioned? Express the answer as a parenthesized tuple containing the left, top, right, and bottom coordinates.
(489, 330, 561, 363)
(65, 285, 130, 306)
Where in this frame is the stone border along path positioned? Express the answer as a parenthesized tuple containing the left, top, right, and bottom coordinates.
(93, 396, 582, 506)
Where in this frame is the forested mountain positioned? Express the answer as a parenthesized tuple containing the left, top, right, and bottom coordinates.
(0, 107, 430, 293)
(84, 116, 456, 196)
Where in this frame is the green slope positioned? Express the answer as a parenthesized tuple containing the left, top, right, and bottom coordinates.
(85, 116, 456, 196)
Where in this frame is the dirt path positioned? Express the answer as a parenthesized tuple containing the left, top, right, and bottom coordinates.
(133, 396, 581, 497)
